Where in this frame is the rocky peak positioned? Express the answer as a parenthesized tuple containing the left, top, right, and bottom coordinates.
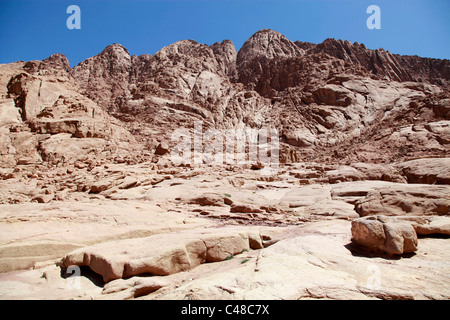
(294, 40, 317, 52)
(71, 43, 131, 77)
(210, 40, 237, 62)
(295, 37, 449, 86)
(43, 53, 71, 72)
(151, 40, 225, 75)
(102, 43, 130, 55)
(155, 40, 214, 60)
(70, 43, 131, 112)
(98, 43, 132, 73)
(313, 38, 364, 60)
(210, 39, 238, 78)
(310, 38, 412, 82)
(237, 29, 305, 66)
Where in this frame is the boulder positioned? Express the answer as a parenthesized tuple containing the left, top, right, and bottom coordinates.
(203, 234, 250, 262)
(230, 204, 263, 214)
(351, 216, 418, 255)
(188, 193, 225, 206)
(32, 194, 53, 203)
(59, 229, 262, 282)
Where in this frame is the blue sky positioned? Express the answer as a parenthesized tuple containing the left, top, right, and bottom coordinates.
(0, 0, 449, 67)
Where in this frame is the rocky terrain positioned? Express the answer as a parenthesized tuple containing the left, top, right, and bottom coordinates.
(0, 29, 449, 300)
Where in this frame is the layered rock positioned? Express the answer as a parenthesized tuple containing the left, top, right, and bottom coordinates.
(0, 57, 142, 168)
(59, 228, 264, 282)
(355, 184, 450, 217)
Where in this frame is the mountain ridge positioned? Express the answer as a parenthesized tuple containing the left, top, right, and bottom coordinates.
(1, 29, 449, 169)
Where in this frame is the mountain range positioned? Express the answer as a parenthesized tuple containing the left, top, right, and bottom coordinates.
(1, 29, 449, 168)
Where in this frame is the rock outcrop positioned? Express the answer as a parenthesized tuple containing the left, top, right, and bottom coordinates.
(0, 56, 142, 169)
(59, 228, 264, 282)
(355, 184, 449, 217)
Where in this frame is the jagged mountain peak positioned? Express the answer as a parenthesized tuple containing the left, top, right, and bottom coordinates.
(101, 43, 130, 55)
(42, 53, 71, 72)
(237, 29, 305, 65)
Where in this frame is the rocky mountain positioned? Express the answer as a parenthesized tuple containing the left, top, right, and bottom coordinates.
(1, 29, 449, 301)
(0, 58, 141, 170)
(70, 29, 449, 164)
(1, 28, 449, 169)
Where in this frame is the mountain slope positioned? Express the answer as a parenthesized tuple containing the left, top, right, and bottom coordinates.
(1, 29, 449, 169)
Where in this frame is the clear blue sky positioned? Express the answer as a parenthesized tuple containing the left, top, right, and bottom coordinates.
(0, 0, 449, 67)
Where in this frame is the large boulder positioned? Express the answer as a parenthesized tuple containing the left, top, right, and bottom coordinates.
(59, 228, 262, 282)
(351, 216, 418, 255)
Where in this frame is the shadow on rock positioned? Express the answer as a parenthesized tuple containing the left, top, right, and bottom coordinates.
(60, 265, 106, 288)
(344, 241, 416, 260)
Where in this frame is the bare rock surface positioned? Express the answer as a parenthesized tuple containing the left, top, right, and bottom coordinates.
(153, 220, 449, 300)
(396, 158, 450, 184)
(1, 164, 449, 300)
(0, 199, 210, 273)
(0, 29, 449, 300)
(59, 227, 265, 282)
(355, 184, 450, 217)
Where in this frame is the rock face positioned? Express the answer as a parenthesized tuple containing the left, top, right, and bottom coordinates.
(309, 39, 412, 82)
(0, 58, 142, 169)
(70, 44, 132, 113)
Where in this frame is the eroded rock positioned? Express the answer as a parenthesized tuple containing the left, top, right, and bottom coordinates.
(351, 216, 418, 255)
(59, 228, 263, 282)
(355, 184, 450, 217)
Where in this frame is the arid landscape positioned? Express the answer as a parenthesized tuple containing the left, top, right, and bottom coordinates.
(0, 29, 449, 300)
